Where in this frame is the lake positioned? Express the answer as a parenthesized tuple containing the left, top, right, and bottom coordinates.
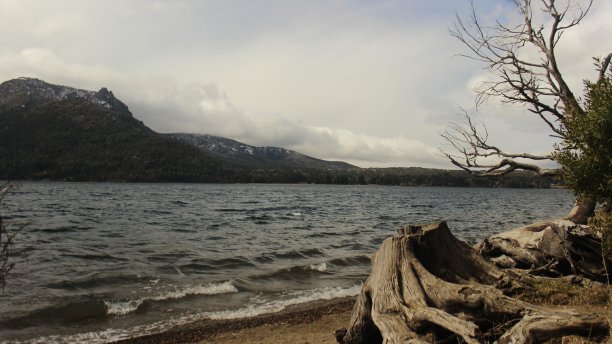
(0, 183, 573, 343)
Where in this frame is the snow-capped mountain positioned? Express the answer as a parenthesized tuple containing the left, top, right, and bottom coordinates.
(0, 77, 357, 178)
(0, 77, 131, 115)
(168, 133, 357, 170)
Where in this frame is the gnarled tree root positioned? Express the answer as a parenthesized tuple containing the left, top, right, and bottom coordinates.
(476, 219, 611, 282)
(336, 222, 609, 343)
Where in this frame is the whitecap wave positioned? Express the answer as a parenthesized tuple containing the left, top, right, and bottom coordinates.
(15, 284, 361, 344)
(153, 281, 238, 300)
(308, 261, 328, 272)
(204, 284, 361, 319)
(104, 281, 238, 316)
(104, 299, 145, 316)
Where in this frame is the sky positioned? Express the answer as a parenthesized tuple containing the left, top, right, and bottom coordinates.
(1, 0, 610, 168)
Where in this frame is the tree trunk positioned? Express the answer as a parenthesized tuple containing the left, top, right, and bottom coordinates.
(564, 196, 596, 225)
(336, 222, 609, 344)
(475, 219, 610, 282)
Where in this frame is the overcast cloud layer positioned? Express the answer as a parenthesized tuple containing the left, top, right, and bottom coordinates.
(1, 0, 610, 167)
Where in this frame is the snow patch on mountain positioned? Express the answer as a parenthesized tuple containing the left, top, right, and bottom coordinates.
(169, 133, 292, 158)
(167, 133, 357, 170)
(0, 77, 130, 114)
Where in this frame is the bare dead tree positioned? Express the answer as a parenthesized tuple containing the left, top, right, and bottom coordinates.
(337, 222, 610, 343)
(442, 0, 611, 223)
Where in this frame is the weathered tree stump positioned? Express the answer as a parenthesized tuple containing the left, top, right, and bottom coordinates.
(336, 222, 609, 343)
(475, 219, 610, 282)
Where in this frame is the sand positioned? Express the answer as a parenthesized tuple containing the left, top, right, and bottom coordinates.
(113, 297, 355, 344)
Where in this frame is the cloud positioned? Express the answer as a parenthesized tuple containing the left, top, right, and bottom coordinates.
(0, 48, 124, 90)
(122, 79, 445, 168)
(0, 0, 609, 168)
(295, 127, 443, 167)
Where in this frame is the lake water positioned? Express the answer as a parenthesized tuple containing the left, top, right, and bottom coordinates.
(0, 183, 573, 343)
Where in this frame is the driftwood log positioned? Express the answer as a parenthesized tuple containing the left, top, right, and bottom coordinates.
(336, 222, 609, 343)
(476, 220, 611, 283)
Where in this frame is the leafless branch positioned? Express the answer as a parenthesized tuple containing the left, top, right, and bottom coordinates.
(450, 0, 592, 116)
(1, 181, 22, 292)
(441, 0, 597, 177)
(441, 111, 558, 177)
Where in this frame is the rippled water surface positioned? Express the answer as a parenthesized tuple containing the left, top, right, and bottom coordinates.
(0, 183, 573, 342)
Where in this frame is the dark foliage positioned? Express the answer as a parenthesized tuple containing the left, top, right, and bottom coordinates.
(556, 71, 612, 206)
(0, 98, 242, 182)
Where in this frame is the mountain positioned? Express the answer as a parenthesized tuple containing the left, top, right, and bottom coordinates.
(0, 78, 354, 182)
(0, 77, 553, 187)
(167, 133, 357, 170)
(0, 77, 130, 115)
(0, 78, 240, 182)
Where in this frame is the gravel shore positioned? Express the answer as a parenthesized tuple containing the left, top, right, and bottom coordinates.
(112, 297, 355, 344)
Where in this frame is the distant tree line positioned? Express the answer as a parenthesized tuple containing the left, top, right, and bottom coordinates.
(245, 167, 555, 188)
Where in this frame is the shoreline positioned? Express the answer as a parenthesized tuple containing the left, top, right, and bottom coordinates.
(113, 296, 355, 344)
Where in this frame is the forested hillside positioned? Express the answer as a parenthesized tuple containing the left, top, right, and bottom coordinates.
(0, 78, 556, 187)
(0, 98, 237, 182)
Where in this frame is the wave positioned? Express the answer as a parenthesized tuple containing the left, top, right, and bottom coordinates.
(216, 205, 316, 213)
(251, 248, 325, 263)
(212, 256, 256, 268)
(170, 200, 190, 206)
(241, 256, 366, 282)
(307, 231, 344, 238)
(11, 284, 361, 344)
(273, 248, 325, 260)
(41, 226, 90, 233)
(0, 299, 108, 329)
(245, 261, 330, 283)
(204, 284, 361, 320)
(166, 256, 256, 274)
(215, 207, 245, 212)
(5, 281, 240, 326)
(308, 262, 328, 272)
(410, 204, 434, 208)
(104, 299, 143, 316)
(256, 205, 309, 212)
(104, 281, 238, 316)
(178, 262, 216, 273)
(329, 242, 368, 250)
(247, 214, 272, 220)
(328, 255, 371, 267)
(47, 273, 143, 290)
(62, 253, 127, 262)
(307, 229, 360, 238)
